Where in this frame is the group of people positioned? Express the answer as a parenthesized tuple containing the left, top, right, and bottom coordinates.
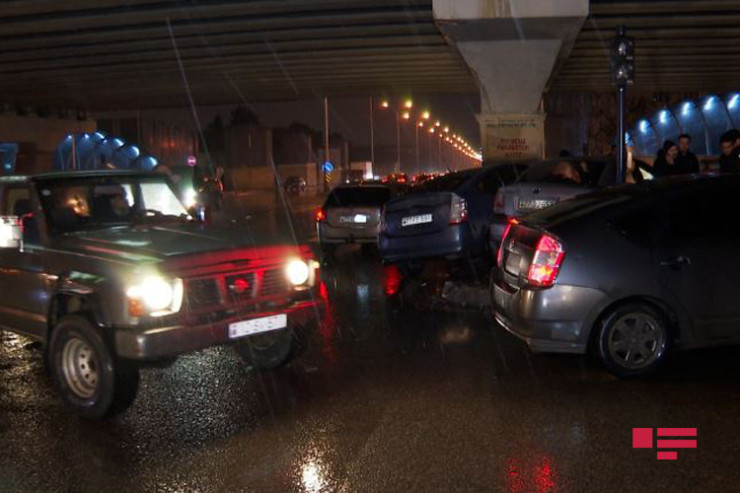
(652, 134, 700, 177)
(653, 129, 740, 176)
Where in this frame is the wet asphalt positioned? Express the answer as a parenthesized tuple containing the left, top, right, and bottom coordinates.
(2, 192, 740, 492)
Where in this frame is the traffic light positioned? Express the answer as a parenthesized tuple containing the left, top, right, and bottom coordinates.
(610, 25, 634, 86)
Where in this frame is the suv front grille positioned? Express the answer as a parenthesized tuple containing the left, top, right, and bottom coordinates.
(186, 267, 290, 310)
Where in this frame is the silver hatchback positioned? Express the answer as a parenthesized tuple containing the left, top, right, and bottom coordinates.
(317, 185, 393, 255)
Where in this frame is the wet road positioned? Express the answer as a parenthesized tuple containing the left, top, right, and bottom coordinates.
(2, 194, 740, 492)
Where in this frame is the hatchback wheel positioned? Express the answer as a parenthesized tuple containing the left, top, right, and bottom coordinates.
(49, 315, 139, 419)
(596, 303, 670, 378)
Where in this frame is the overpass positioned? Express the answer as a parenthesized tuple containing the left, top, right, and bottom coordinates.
(1, 0, 739, 160)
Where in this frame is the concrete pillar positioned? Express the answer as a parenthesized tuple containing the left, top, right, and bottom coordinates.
(434, 0, 588, 161)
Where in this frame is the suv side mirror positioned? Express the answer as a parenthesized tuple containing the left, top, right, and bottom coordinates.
(0, 216, 22, 250)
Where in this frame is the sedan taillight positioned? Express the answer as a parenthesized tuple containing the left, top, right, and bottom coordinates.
(315, 207, 326, 222)
(527, 233, 565, 288)
(493, 189, 505, 215)
(449, 194, 468, 225)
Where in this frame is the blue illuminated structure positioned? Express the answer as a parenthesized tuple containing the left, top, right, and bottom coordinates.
(629, 92, 740, 157)
(53, 132, 159, 171)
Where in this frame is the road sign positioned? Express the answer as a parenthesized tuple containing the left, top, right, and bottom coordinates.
(323, 161, 334, 173)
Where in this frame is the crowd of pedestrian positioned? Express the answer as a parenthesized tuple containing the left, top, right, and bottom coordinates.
(651, 129, 740, 176)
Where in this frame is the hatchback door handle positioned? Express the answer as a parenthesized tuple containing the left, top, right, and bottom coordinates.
(660, 256, 691, 269)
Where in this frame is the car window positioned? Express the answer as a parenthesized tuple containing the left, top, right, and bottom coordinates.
(411, 171, 476, 193)
(1, 185, 32, 216)
(667, 182, 740, 240)
(476, 165, 525, 194)
(519, 160, 606, 188)
(325, 187, 391, 207)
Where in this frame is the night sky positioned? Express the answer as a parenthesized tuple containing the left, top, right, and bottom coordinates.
(96, 93, 481, 150)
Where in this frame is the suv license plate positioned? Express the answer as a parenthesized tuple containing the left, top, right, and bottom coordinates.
(401, 214, 433, 227)
(229, 314, 287, 339)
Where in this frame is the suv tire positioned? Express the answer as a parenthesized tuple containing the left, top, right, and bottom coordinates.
(49, 315, 139, 420)
(235, 328, 294, 370)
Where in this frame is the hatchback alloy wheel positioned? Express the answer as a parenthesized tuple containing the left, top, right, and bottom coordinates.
(607, 313, 666, 371)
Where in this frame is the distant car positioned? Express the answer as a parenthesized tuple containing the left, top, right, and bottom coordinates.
(285, 176, 307, 196)
(379, 164, 525, 275)
(316, 185, 394, 257)
(492, 174, 740, 377)
(489, 159, 609, 251)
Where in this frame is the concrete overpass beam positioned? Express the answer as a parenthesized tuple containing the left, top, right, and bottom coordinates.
(434, 0, 588, 160)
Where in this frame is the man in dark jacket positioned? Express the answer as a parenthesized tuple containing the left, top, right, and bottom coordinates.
(718, 129, 740, 174)
(675, 134, 700, 174)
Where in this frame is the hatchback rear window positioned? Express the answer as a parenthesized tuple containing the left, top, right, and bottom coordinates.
(519, 160, 607, 188)
(411, 171, 476, 193)
(325, 187, 391, 207)
(525, 191, 634, 226)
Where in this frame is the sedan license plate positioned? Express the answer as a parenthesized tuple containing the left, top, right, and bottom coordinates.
(401, 213, 433, 227)
(228, 314, 287, 339)
(340, 214, 368, 224)
(518, 198, 556, 210)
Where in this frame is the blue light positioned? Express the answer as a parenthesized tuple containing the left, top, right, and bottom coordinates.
(66, 134, 72, 140)
(94, 132, 105, 139)
(625, 131, 632, 144)
(730, 94, 740, 110)
(682, 102, 691, 116)
(704, 96, 715, 111)
(83, 133, 89, 139)
(639, 120, 649, 133)
(131, 146, 140, 157)
(113, 138, 124, 147)
(659, 110, 669, 124)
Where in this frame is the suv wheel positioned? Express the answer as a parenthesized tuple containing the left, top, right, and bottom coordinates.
(49, 315, 139, 420)
(596, 303, 670, 378)
(235, 328, 294, 370)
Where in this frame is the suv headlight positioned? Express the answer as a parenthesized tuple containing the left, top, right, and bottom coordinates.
(127, 276, 183, 317)
(285, 259, 310, 286)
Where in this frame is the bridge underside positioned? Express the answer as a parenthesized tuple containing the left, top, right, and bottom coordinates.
(0, 1, 739, 110)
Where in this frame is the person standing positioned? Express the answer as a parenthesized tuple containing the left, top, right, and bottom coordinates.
(675, 134, 700, 174)
(718, 130, 740, 174)
(653, 140, 679, 177)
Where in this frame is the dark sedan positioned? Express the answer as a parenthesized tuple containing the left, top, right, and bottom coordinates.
(379, 164, 524, 275)
(492, 174, 740, 377)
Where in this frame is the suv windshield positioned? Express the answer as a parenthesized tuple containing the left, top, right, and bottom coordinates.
(38, 175, 191, 235)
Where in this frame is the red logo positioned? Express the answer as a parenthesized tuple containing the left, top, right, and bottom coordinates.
(231, 277, 250, 295)
(632, 428, 697, 460)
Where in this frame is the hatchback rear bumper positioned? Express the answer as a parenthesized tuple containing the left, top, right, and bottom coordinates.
(318, 222, 379, 244)
(491, 277, 608, 354)
(379, 224, 470, 263)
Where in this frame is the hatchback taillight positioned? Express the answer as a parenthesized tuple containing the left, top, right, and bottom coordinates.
(449, 194, 468, 225)
(527, 233, 565, 288)
(493, 189, 505, 215)
(496, 218, 518, 266)
(315, 208, 326, 222)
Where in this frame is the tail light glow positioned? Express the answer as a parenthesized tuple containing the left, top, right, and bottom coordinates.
(493, 190, 505, 215)
(527, 233, 565, 288)
(315, 207, 327, 222)
(496, 218, 518, 266)
(449, 194, 468, 225)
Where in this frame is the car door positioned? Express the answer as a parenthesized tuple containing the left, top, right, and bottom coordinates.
(654, 180, 740, 341)
(0, 183, 50, 338)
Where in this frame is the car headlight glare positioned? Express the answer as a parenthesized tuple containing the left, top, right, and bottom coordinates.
(285, 259, 310, 286)
(127, 276, 183, 317)
(183, 187, 198, 208)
